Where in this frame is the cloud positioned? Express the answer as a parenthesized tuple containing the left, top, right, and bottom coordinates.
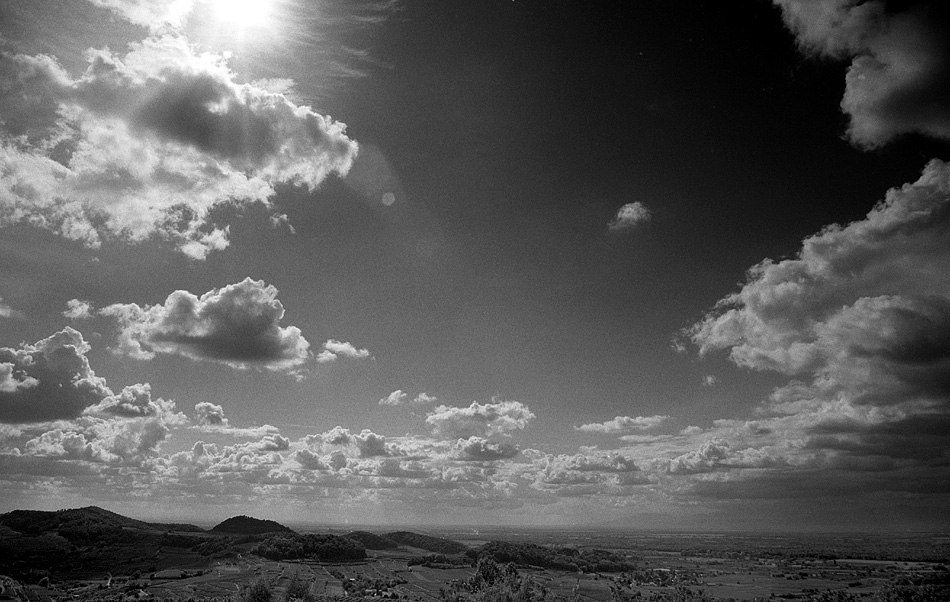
(0, 328, 111, 423)
(379, 390, 407, 406)
(773, 0, 950, 147)
(666, 440, 731, 475)
(454, 436, 520, 461)
(0, 34, 357, 258)
(100, 278, 310, 371)
(690, 159, 950, 465)
(304, 426, 391, 458)
(85, 0, 195, 30)
(0, 364, 38, 394)
(528, 451, 648, 494)
(20, 398, 186, 467)
(0, 298, 22, 320)
(425, 399, 535, 439)
(576, 415, 670, 434)
(608, 202, 652, 231)
(379, 390, 437, 406)
(63, 299, 94, 320)
(194, 401, 227, 427)
(83, 383, 182, 422)
(315, 339, 371, 363)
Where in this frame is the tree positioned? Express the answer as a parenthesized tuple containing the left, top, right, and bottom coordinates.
(441, 558, 541, 602)
(285, 571, 314, 602)
(242, 577, 274, 602)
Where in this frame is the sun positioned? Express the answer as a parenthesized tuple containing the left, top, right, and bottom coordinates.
(211, 0, 275, 31)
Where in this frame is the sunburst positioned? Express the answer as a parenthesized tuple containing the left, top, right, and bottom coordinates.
(210, 0, 276, 32)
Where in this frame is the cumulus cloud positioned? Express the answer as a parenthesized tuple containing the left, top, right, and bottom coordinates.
(666, 440, 731, 475)
(773, 0, 950, 147)
(194, 401, 227, 427)
(0, 298, 22, 320)
(691, 159, 950, 466)
(454, 436, 520, 461)
(0, 328, 111, 422)
(0, 327, 187, 469)
(315, 339, 371, 363)
(304, 426, 391, 458)
(189, 400, 278, 437)
(527, 450, 648, 494)
(20, 398, 185, 467)
(101, 278, 310, 371)
(379, 390, 407, 406)
(608, 202, 651, 231)
(0, 34, 356, 257)
(63, 299, 94, 320)
(425, 399, 535, 439)
(83, 383, 183, 423)
(379, 390, 437, 406)
(576, 415, 670, 434)
(0, 364, 38, 394)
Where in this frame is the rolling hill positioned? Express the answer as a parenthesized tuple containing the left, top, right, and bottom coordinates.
(384, 531, 469, 554)
(0, 506, 204, 541)
(210, 515, 295, 535)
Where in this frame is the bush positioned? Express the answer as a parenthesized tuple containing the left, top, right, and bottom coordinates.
(242, 577, 274, 602)
(440, 558, 539, 602)
(285, 571, 314, 602)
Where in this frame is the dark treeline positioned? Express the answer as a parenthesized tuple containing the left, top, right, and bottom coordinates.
(252, 533, 366, 561)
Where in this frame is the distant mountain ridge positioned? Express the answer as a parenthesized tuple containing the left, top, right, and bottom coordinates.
(211, 515, 295, 535)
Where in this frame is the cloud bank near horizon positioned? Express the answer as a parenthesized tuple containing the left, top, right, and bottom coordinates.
(0, 320, 946, 525)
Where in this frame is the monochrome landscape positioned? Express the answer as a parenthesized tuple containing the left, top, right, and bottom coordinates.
(1, 506, 948, 601)
(1, 0, 949, 600)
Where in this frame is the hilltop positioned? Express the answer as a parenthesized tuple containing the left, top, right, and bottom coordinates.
(346, 530, 400, 550)
(0, 506, 204, 541)
(210, 515, 295, 535)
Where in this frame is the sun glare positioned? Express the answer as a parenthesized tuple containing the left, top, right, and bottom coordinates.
(211, 0, 274, 30)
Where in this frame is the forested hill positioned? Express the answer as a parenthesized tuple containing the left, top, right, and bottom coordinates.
(211, 515, 295, 535)
(346, 530, 400, 550)
(479, 540, 635, 572)
(384, 531, 469, 554)
(0, 506, 204, 540)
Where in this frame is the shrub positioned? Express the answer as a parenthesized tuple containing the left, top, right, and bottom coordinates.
(242, 577, 274, 602)
(285, 571, 314, 602)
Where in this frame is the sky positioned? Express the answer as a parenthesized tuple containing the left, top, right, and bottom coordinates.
(1, 0, 949, 531)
